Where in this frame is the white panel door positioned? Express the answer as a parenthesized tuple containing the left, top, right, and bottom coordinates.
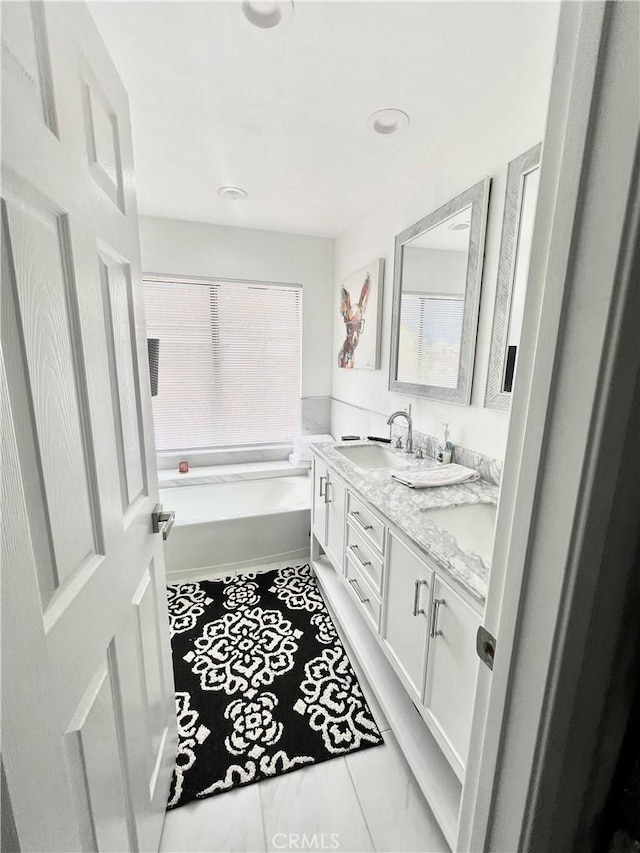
(383, 532, 432, 701)
(423, 576, 481, 769)
(1, 4, 176, 851)
(325, 470, 346, 572)
(312, 456, 328, 547)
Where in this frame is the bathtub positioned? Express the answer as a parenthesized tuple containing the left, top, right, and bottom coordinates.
(159, 474, 311, 579)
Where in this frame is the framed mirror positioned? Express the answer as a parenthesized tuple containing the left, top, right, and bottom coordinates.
(485, 143, 542, 410)
(389, 178, 491, 404)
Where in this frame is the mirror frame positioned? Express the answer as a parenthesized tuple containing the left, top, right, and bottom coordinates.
(485, 143, 542, 411)
(388, 177, 491, 404)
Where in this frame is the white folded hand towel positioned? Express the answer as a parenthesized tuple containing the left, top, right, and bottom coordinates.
(391, 463, 480, 488)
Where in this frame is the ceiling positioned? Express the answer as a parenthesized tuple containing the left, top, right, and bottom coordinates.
(88, 1, 559, 238)
(409, 207, 471, 252)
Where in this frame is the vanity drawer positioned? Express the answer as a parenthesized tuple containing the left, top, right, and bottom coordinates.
(346, 521, 384, 593)
(346, 491, 385, 555)
(345, 553, 381, 632)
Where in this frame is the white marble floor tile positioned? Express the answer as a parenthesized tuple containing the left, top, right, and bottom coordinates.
(259, 758, 374, 853)
(345, 732, 449, 853)
(159, 783, 266, 853)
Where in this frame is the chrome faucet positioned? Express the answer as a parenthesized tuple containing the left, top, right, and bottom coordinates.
(387, 409, 413, 454)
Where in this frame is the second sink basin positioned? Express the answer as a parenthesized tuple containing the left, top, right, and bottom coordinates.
(336, 443, 408, 470)
(422, 502, 497, 565)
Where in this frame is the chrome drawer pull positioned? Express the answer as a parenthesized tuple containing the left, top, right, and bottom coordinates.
(349, 544, 371, 567)
(349, 578, 369, 604)
(430, 598, 445, 638)
(412, 579, 428, 617)
(349, 511, 373, 532)
(319, 475, 326, 498)
(324, 472, 331, 504)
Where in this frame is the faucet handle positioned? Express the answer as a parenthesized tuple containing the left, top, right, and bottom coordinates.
(415, 447, 424, 460)
(395, 436, 403, 450)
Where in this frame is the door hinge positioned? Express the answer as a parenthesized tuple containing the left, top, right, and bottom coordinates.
(477, 625, 496, 670)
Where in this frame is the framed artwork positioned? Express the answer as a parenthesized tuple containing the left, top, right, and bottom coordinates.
(338, 258, 384, 370)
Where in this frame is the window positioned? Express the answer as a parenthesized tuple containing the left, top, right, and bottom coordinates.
(143, 276, 302, 452)
(397, 292, 464, 388)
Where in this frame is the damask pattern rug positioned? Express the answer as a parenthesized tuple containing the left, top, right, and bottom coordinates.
(166, 564, 383, 809)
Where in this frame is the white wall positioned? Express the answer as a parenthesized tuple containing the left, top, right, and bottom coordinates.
(139, 216, 335, 424)
(331, 70, 554, 460)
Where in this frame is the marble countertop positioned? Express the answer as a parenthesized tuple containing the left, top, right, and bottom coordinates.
(312, 440, 498, 606)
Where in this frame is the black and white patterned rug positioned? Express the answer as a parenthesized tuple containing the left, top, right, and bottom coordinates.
(166, 564, 384, 809)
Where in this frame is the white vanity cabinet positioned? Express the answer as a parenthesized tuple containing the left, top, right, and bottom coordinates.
(383, 532, 432, 702)
(312, 457, 346, 573)
(311, 456, 329, 547)
(310, 447, 487, 849)
(325, 470, 346, 573)
(345, 549, 382, 632)
(343, 491, 386, 629)
(345, 490, 386, 555)
(383, 532, 481, 775)
(423, 575, 481, 771)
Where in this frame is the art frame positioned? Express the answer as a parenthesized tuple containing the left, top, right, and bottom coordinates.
(337, 258, 384, 370)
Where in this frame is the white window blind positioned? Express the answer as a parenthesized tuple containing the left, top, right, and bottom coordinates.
(397, 293, 464, 388)
(143, 276, 302, 452)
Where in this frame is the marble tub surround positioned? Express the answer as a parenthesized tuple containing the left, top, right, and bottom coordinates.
(157, 443, 293, 470)
(312, 440, 499, 603)
(158, 459, 309, 488)
(302, 396, 331, 435)
(388, 423, 503, 486)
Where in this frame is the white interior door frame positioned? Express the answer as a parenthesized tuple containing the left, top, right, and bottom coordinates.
(459, 2, 640, 850)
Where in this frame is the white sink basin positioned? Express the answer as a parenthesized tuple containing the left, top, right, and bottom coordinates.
(422, 503, 497, 565)
(336, 443, 407, 470)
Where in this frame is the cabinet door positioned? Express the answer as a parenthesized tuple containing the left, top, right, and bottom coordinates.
(423, 576, 481, 768)
(312, 456, 328, 547)
(325, 471, 346, 573)
(383, 532, 433, 701)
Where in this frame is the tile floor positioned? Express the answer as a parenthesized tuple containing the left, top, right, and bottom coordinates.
(160, 563, 449, 853)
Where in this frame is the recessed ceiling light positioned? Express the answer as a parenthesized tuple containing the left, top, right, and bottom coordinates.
(449, 222, 470, 231)
(242, 1, 294, 29)
(369, 108, 410, 136)
(218, 186, 248, 201)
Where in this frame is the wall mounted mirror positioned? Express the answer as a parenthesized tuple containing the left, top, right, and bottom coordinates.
(389, 178, 491, 404)
(485, 143, 542, 410)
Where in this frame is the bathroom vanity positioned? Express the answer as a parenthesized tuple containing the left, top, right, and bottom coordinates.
(310, 440, 498, 850)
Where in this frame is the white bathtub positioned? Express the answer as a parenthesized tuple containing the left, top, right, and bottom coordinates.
(159, 475, 311, 578)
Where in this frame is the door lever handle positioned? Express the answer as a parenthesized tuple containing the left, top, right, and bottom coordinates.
(152, 504, 175, 540)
